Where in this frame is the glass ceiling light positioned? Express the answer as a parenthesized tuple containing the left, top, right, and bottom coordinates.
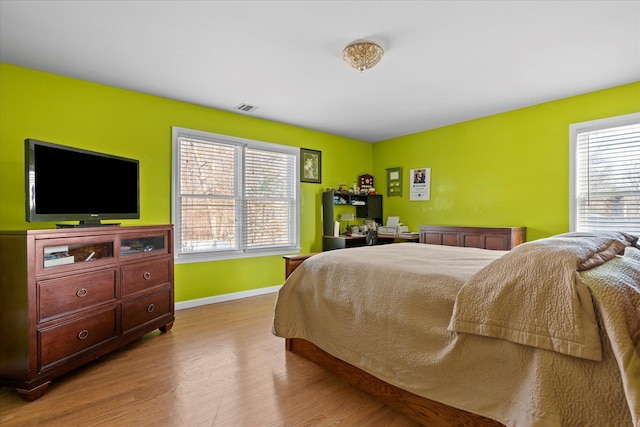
(342, 41, 384, 72)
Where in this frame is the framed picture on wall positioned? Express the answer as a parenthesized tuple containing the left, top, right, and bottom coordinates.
(410, 167, 431, 201)
(300, 148, 322, 183)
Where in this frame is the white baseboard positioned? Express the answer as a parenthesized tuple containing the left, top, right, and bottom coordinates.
(174, 284, 282, 311)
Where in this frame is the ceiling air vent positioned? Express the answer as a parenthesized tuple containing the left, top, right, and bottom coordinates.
(234, 103, 258, 113)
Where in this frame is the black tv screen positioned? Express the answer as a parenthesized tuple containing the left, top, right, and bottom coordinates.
(25, 139, 140, 226)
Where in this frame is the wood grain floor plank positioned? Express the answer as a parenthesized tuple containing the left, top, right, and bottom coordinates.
(0, 293, 419, 426)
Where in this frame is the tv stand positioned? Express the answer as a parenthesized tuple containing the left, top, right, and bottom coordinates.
(56, 221, 121, 228)
(0, 225, 174, 400)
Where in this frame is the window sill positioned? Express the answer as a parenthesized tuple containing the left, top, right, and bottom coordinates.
(174, 247, 301, 264)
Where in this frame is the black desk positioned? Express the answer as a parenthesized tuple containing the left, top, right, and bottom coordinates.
(322, 233, 418, 251)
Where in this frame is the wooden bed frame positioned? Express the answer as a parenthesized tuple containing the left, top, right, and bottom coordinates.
(281, 226, 525, 426)
(284, 337, 504, 426)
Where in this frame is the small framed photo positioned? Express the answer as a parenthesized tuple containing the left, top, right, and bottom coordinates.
(410, 167, 431, 201)
(300, 148, 322, 183)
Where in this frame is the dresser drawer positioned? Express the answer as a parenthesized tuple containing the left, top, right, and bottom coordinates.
(121, 258, 170, 296)
(122, 288, 172, 332)
(38, 308, 117, 370)
(38, 268, 117, 323)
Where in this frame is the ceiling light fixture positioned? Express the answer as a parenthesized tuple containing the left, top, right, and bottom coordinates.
(342, 41, 384, 72)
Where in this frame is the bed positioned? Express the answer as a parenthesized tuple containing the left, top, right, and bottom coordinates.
(273, 230, 640, 426)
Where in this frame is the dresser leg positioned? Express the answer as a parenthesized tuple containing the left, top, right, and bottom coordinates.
(16, 381, 50, 401)
(159, 321, 174, 333)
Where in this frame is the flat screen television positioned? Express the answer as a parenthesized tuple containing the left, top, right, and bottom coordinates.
(25, 138, 140, 227)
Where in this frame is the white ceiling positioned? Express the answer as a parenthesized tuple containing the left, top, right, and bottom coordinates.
(1, 1, 639, 142)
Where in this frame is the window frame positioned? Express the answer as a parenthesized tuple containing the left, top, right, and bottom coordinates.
(171, 126, 300, 264)
(569, 112, 640, 233)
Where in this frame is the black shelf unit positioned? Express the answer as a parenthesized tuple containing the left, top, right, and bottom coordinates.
(322, 190, 383, 250)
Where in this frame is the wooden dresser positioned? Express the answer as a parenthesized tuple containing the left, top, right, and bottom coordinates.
(419, 225, 526, 250)
(0, 225, 174, 401)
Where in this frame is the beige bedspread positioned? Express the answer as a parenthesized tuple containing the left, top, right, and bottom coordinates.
(273, 242, 638, 426)
(449, 231, 636, 361)
(580, 246, 640, 427)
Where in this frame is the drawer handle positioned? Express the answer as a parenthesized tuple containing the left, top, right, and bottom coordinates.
(147, 303, 155, 313)
(77, 329, 89, 340)
(143, 272, 151, 280)
(76, 288, 88, 297)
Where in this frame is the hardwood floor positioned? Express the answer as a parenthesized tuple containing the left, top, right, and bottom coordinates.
(0, 293, 419, 426)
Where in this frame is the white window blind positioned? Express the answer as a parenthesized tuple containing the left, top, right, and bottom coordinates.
(570, 113, 640, 234)
(172, 127, 300, 262)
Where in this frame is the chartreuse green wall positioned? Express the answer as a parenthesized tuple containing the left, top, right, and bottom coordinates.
(1, 63, 637, 302)
(0, 63, 372, 302)
(373, 82, 640, 242)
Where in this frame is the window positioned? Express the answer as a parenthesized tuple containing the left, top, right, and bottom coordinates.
(172, 127, 300, 263)
(570, 113, 640, 234)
